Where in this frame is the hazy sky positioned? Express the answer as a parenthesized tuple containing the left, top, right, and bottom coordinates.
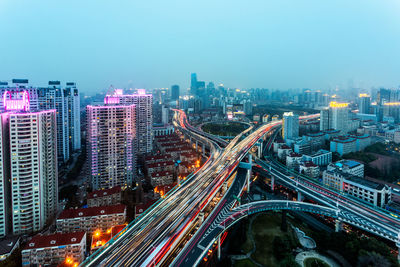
(1, 0, 400, 94)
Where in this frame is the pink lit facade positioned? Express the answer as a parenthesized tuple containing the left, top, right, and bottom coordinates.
(1, 109, 58, 235)
(3, 91, 30, 111)
(87, 105, 136, 190)
(104, 89, 153, 154)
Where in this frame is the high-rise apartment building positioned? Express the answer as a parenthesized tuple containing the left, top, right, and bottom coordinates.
(38, 81, 70, 163)
(0, 79, 39, 112)
(1, 91, 58, 235)
(66, 82, 81, 151)
(329, 101, 350, 133)
(320, 108, 330, 131)
(282, 112, 299, 141)
(1, 79, 81, 162)
(0, 115, 10, 237)
(358, 94, 371, 114)
(104, 89, 153, 154)
(87, 104, 136, 190)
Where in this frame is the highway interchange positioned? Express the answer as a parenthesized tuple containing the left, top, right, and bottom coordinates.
(83, 110, 400, 266)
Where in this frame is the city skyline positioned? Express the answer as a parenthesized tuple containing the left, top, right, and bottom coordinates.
(1, 0, 400, 93)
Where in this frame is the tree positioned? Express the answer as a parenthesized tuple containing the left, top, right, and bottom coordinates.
(357, 251, 390, 267)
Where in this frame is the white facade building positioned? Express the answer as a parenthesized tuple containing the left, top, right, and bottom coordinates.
(3, 109, 58, 235)
(38, 82, 70, 163)
(327, 159, 364, 177)
(65, 82, 81, 151)
(323, 170, 391, 207)
(282, 112, 299, 141)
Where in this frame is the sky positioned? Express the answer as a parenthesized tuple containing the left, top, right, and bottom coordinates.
(1, 0, 400, 94)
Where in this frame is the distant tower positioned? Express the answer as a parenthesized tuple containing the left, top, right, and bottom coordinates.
(190, 73, 198, 96)
(171, 85, 180, 101)
(358, 94, 371, 114)
(282, 112, 299, 141)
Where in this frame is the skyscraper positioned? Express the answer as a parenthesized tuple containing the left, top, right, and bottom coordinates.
(171, 85, 180, 101)
(104, 89, 153, 154)
(358, 94, 371, 114)
(65, 82, 81, 151)
(1, 91, 58, 235)
(190, 73, 198, 96)
(328, 101, 350, 133)
(87, 104, 136, 190)
(282, 112, 299, 141)
(38, 81, 70, 163)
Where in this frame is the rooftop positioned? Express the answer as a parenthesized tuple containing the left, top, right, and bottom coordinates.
(87, 186, 122, 199)
(24, 232, 85, 250)
(58, 204, 126, 220)
(344, 176, 385, 190)
(334, 159, 362, 169)
(302, 161, 318, 167)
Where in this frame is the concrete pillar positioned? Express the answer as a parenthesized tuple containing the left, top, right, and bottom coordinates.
(271, 176, 275, 191)
(248, 154, 252, 165)
(202, 143, 205, 156)
(297, 191, 303, 202)
(217, 234, 221, 260)
(257, 142, 263, 158)
(335, 219, 342, 232)
(196, 140, 198, 150)
(246, 169, 251, 193)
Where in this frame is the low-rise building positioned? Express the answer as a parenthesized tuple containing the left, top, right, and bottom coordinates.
(302, 149, 332, 166)
(145, 155, 170, 164)
(56, 205, 126, 233)
(327, 159, 364, 177)
(277, 145, 292, 160)
(302, 132, 325, 150)
(323, 129, 341, 140)
(293, 139, 312, 155)
(151, 171, 174, 187)
(146, 161, 174, 175)
(135, 199, 157, 218)
(299, 161, 320, 179)
(330, 136, 357, 156)
(22, 232, 86, 267)
(87, 186, 122, 207)
(153, 124, 174, 136)
(273, 140, 285, 153)
(351, 133, 371, 151)
(286, 152, 302, 170)
(322, 170, 391, 207)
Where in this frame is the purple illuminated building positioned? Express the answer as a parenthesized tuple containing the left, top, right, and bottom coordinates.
(104, 89, 153, 154)
(0, 91, 58, 235)
(86, 104, 136, 190)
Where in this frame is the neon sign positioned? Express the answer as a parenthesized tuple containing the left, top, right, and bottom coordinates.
(3, 91, 30, 111)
